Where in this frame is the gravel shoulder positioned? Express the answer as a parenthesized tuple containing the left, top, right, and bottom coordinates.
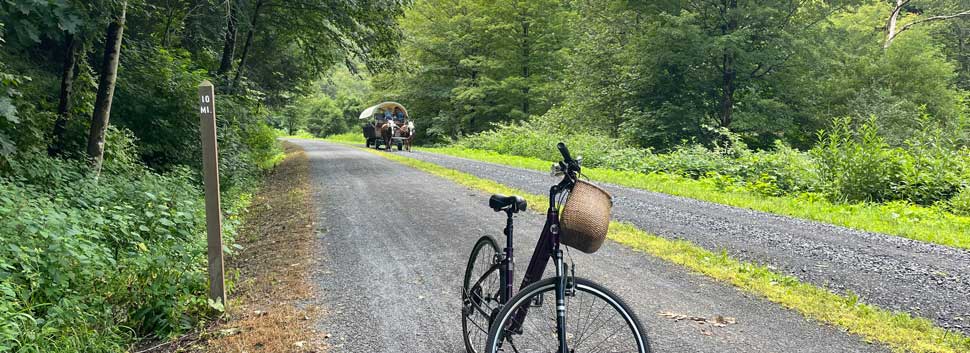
(397, 147, 970, 334)
(290, 139, 888, 353)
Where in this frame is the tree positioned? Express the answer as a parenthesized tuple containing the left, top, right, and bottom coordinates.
(371, 0, 571, 141)
(230, 0, 263, 90)
(229, 0, 405, 97)
(87, 1, 127, 173)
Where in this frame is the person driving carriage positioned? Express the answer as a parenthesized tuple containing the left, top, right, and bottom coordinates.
(392, 107, 406, 123)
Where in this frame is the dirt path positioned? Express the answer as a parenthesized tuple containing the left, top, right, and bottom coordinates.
(292, 139, 887, 353)
(396, 146, 970, 334)
(170, 144, 323, 353)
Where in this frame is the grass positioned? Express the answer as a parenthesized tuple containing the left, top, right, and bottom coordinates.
(326, 131, 366, 144)
(413, 146, 970, 250)
(355, 144, 970, 353)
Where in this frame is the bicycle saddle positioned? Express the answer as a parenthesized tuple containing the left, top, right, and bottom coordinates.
(489, 194, 527, 213)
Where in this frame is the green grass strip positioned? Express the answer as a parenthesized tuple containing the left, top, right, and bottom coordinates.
(412, 146, 970, 250)
(346, 142, 970, 353)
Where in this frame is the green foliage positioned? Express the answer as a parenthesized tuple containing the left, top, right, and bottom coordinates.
(812, 117, 902, 202)
(812, 116, 968, 204)
(325, 131, 365, 144)
(462, 113, 969, 208)
(458, 120, 642, 169)
(0, 152, 249, 352)
(282, 67, 370, 137)
(370, 0, 573, 142)
(112, 47, 208, 170)
(950, 186, 970, 216)
(373, 1, 968, 152)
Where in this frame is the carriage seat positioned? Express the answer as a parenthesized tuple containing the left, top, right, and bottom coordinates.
(489, 194, 527, 213)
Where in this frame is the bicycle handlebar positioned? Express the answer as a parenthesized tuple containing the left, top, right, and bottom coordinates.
(557, 142, 573, 164)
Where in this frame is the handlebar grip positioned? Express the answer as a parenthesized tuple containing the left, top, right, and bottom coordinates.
(557, 142, 573, 163)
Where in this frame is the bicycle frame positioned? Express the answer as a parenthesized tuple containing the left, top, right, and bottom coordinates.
(466, 178, 573, 352)
(463, 142, 580, 353)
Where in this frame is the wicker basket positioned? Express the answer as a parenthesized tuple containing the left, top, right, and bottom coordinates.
(560, 180, 613, 253)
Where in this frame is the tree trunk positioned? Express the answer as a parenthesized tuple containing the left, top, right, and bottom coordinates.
(87, 2, 127, 174)
(162, 0, 176, 47)
(49, 33, 80, 157)
(885, 0, 907, 48)
(232, 0, 263, 91)
(520, 17, 530, 117)
(718, 52, 735, 128)
(716, 0, 738, 129)
(217, 0, 238, 75)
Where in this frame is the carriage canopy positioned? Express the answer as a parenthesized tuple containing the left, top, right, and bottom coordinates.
(358, 101, 410, 120)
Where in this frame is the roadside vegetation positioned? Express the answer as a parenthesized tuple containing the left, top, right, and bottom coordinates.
(0, 127, 273, 352)
(421, 120, 970, 249)
(364, 146, 970, 353)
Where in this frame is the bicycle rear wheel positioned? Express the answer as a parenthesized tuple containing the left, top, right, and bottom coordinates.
(485, 277, 650, 353)
(463, 236, 501, 353)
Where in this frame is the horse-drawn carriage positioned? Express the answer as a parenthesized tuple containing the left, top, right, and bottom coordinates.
(360, 101, 415, 151)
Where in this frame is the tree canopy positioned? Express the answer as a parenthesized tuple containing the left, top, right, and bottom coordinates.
(353, 0, 969, 151)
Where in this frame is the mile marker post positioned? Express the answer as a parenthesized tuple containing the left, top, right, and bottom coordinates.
(198, 80, 226, 308)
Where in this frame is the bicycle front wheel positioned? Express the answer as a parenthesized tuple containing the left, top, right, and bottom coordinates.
(485, 277, 650, 353)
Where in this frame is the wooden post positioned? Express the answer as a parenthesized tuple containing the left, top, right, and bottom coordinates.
(198, 80, 226, 307)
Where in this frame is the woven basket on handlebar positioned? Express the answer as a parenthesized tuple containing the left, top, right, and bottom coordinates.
(560, 180, 613, 254)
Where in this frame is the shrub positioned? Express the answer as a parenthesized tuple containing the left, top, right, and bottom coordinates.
(812, 116, 968, 205)
(891, 117, 966, 205)
(812, 117, 902, 202)
(645, 144, 734, 179)
(459, 114, 967, 209)
(458, 120, 647, 170)
(737, 141, 821, 193)
(950, 187, 970, 216)
(0, 153, 244, 352)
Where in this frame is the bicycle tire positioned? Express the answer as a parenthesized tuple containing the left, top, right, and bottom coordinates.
(462, 235, 501, 353)
(485, 277, 650, 353)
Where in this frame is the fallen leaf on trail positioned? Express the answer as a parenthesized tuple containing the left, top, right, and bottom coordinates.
(659, 312, 738, 328)
(713, 315, 737, 324)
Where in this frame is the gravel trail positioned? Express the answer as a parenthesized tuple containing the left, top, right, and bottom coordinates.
(396, 147, 970, 334)
(290, 139, 888, 353)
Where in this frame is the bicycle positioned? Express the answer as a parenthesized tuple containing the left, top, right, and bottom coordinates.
(461, 142, 650, 353)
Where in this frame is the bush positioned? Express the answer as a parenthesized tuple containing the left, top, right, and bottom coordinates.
(812, 117, 903, 202)
(0, 153, 246, 352)
(459, 114, 968, 210)
(951, 187, 970, 216)
(457, 120, 647, 170)
(812, 116, 968, 204)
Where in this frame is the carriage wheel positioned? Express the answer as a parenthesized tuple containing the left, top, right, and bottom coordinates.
(397, 142, 403, 151)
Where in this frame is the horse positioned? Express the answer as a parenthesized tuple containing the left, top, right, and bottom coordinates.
(381, 120, 415, 151)
(399, 121, 415, 152)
